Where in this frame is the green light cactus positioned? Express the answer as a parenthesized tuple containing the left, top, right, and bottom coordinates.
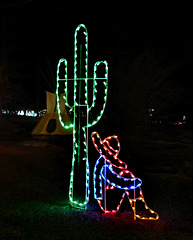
(56, 24, 108, 208)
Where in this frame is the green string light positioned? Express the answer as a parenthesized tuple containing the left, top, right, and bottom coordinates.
(56, 24, 108, 208)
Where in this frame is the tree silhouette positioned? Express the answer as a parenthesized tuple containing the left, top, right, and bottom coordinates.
(110, 48, 184, 130)
(0, 64, 10, 118)
(0, 63, 24, 119)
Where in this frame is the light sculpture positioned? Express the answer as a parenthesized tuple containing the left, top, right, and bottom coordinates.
(92, 132, 159, 220)
(56, 24, 108, 208)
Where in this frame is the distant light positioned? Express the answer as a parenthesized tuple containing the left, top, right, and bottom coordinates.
(17, 110, 24, 116)
(149, 108, 155, 113)
(25, 110, 37, 117)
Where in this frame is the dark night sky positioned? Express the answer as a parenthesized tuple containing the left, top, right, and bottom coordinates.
(1, 0, 193, 110)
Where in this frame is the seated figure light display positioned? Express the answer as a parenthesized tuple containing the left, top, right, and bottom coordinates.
(56, 24, 159, 219)
(92, 132, 159, 220)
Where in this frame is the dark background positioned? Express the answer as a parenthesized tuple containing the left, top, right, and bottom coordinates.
(1, 1, 193, 118)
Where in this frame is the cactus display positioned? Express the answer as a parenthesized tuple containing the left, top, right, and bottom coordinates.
(56, 24, 108, 208)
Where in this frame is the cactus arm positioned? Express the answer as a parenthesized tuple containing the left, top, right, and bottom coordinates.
(56, 58, 73, 129)
(88, 61, 108, 127)
(74, 26, 78, 106)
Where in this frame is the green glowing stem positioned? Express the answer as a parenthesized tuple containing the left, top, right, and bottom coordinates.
(56, 24, 108, 208)
(78, 44, 82, 165)
(70, 106, 89, 207)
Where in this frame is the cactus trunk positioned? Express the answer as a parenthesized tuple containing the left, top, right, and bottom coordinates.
(56, 24, 108, 209)
(69, 106, 90, 208)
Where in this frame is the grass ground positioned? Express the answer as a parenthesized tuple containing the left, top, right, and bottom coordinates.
(0, 118, 193, 239)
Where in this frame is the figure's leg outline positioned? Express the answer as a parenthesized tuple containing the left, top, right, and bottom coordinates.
(97, 190, 126, 214)
(127, 189, 159, 220)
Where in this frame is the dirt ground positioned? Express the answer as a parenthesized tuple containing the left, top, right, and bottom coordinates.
(0, 118, 193, 239)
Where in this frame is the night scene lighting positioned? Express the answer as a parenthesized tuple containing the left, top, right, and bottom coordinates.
(0, 1, 193, 239)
